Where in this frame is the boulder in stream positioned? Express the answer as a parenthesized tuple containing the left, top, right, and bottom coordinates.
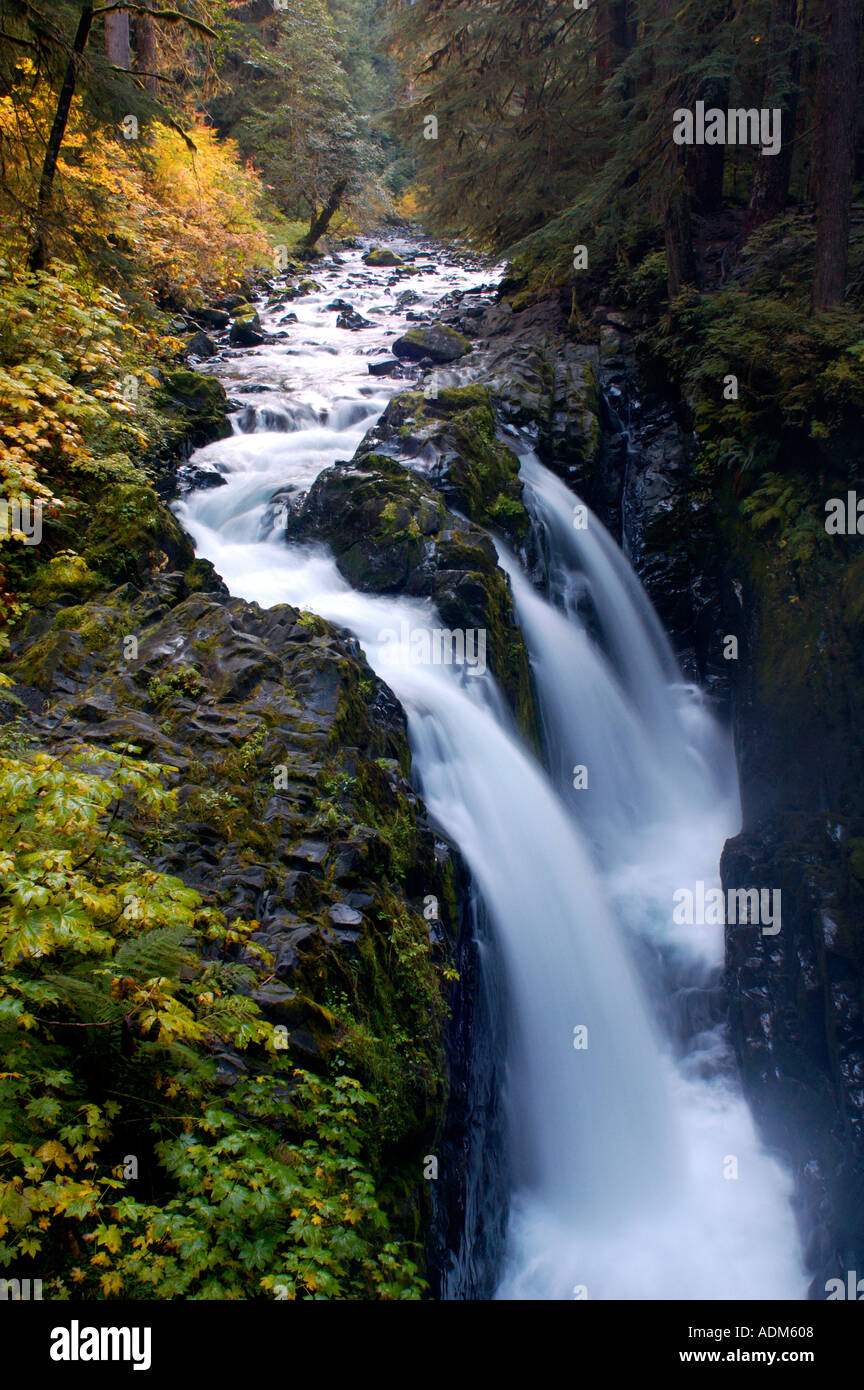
(392, 322, 472, 364)
(186, 329, 218, 360)
(363, 246, 404, 268)
(229, 313, 266, 347)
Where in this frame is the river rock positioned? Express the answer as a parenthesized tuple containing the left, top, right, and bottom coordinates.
(283, 279, 322, 300)
(363, 246, 404, 267)
(229, 313, 266, 347)
(151, 368, 232, 458)
(368, 359, 404, 378)
(392, 323, 472, 364)
(189, 306, 230, 330)
(337, 309, 373, 330)
(186, 330, 217, 360)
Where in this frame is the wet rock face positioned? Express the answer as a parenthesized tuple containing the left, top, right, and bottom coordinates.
(285, 446, 536, 739)
(5, 576, 461, 1147)
(151, 368, 232, 462)
(715, 521, 864, 1297)
(723, 821, 864, 1296)
(420, 292, 728, 694)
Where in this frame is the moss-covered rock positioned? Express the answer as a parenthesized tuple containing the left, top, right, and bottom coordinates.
(287, 449, 537, 740)
(3, 573, 465, 1279)
(363, 247, 404, 268)
(82, 481, 196, 586)
(356, 385, 530, 545)
(229, 313, 265, 347)
(152, 367, 232, 456)
(392, 323, 472, 364)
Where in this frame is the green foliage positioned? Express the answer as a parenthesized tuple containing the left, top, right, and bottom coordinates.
(147, 664, 207, 707)
(208, 0, 389, 237)
(0, 741, 429, 1298)
(645, 285, 864, 476)
(740, 472, 827, 566)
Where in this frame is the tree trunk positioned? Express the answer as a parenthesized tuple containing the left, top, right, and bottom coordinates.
(744, 0, 805, 237)
(105, 7, 131, 69)
(303, 178, 349, 250)
(28, 2, 94, 271)
(597, 1, 636, 79)
(812, 0, 859, 310)
(135, 13, 158, 93)
(656, 0, 696, 297)
(687, 78, 728, 214)
(665, 178, 698, 298)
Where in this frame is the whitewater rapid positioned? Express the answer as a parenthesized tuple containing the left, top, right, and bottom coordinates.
(176, 241, 806, 1300)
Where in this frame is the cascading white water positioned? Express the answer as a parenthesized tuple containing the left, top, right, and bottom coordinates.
(176, 242, 806, 1300)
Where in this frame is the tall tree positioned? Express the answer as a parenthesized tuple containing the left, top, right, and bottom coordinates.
(104, 5, 131, 68)
(26, 2, 216, 271)
(135, 13, 159, 93)
(656, 0, 697, 295)
(207, 0, 379, 235)
(29, 2, 95, 271)
(745, 0, 807, 236)
(812, 0, 859, 309)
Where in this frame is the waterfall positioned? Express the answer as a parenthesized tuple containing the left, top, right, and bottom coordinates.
(176, 242, 806, 1301)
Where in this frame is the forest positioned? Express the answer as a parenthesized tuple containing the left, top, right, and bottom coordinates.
(0, 0, 863, 1325)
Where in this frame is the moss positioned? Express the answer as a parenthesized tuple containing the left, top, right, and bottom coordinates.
(152, 367, 232, 455)
(363, 247, 404, 268)
(83, 482, 195, 584)
(147, 663, 207, 707)
(848, 838, 864, 882)
(26, 552, 103, 607)
(394, 386, 530, 542)
(483, 569, 539, 747)
(12, 594, 132, 685)
(308, 887, 447, 1146)
(399, 324, 471, 357)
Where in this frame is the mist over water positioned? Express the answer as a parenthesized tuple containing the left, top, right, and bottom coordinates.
(177, 245, 806, 1300)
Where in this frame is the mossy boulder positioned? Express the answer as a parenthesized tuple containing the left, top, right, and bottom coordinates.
(356, 385, 530, 545)
(392, 323, 472, 364)
(152, 367, 232, 456)
(288, 452, 536, 739)
(363, 247, 404, 268)
(82, 482, 196, 586)
(229, 313, 265, 347)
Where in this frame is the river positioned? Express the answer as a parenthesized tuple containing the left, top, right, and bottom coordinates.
(174, 237, 806, 1301)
